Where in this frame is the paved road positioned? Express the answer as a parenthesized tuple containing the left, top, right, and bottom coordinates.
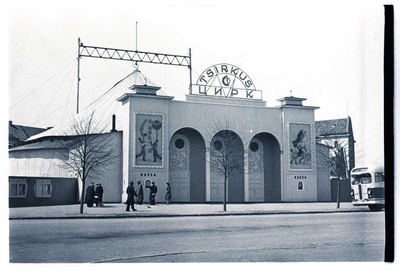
(9, 212, 385, 263)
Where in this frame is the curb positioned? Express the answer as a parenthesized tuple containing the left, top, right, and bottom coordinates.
(9, 208, 370, 220)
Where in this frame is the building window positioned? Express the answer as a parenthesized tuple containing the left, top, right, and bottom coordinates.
(298, 181, 304, 191)
(175, 138, 185, 149)
(214, 140, 223, 150)
(250, 142, 259, 152)
(145, 179, 152, 188)
(375, 172, 385, 182)
(35, 179, 52, 198)
(9, 179, 28, 198)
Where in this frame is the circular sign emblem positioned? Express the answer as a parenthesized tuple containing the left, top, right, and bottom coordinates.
(193, 63, 262, 100)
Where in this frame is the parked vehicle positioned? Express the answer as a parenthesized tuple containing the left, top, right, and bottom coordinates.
(350, 164, 385, 211)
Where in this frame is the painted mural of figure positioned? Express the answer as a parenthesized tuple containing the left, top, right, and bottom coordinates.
(136, 119, 148, 161)
(291, 129, 309, 164)
(290, 148, 297, 164)
(136, 117, 163, 164)
(135, 137, 147, 161)
(150, 139, 162, 162)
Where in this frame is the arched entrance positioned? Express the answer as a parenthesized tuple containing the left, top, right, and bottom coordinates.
(210, 130, 244, 202)
(249, 133, 281, 202)
(248, 137, 264, 202)
(169, 128, 206, 202)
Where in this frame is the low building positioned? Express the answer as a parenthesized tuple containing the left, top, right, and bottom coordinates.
(9, 132, 123, 207)
(315, 117, 356, 202)
(8, 121, 48, 148)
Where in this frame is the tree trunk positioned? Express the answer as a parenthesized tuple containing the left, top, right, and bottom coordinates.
(336, 176, 341, 209)
(223, 174, 227, 212)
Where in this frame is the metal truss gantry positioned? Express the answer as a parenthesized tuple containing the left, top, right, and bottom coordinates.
(77, 37, 192, 113)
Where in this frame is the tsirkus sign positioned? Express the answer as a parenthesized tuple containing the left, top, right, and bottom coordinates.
(192, 63, 262, 100)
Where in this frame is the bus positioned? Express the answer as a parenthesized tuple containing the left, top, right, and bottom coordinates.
(350, 164, 385, 211)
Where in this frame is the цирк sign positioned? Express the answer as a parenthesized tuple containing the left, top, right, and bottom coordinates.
(192, 63, 262, 100)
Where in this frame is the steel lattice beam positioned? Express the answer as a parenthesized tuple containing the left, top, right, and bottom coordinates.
(76, 38, 193, 114)
(79, 43, 191, 67)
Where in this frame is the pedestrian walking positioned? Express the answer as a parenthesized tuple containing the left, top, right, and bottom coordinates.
(149, 181, 158, 205)
(95, 183, 104, 207)
(136, 180, 144, 205)
(165, 182, 171, 205)
(85, 182, 95, 207)
(125, 181, 137, 211)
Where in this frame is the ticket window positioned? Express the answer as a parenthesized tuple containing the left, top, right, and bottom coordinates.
(145, 179, 152, 188)
(298, 181, 304, 191)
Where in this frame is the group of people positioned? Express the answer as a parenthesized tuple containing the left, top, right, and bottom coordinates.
(125, 181, 171, 211)
(85, 182, 104, 207)
(85, 180, 171, 210)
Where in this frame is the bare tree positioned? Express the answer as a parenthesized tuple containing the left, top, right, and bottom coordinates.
(316, 135, 352, 208)
(57, 111, 118, 214)
(208, 117, 245, 211)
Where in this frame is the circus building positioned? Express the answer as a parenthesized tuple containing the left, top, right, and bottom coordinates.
(117, 63, 320, 204)
(10, 52, 349, 206)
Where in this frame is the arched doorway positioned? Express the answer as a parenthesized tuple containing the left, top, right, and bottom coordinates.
(210, 130, 244, 202)
(248, 137, 264, 202)
(169, 128, 206, 202)
(249, 133, 281, 202)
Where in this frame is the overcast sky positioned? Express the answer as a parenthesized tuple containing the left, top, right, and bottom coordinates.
(5, 0, 395, 166)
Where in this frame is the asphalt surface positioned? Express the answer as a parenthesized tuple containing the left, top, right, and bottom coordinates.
(9, 202, 372, 220)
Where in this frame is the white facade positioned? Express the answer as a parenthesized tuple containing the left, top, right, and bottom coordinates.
(118, 81, 319, 204)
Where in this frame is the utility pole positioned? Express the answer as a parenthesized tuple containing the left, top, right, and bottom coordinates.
(136, 21, 138, 51)
(189, 48, 192, 95)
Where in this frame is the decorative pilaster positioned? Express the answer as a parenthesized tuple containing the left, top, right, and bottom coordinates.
(205, 148, 211, 201)
(244, 148, 249, 202)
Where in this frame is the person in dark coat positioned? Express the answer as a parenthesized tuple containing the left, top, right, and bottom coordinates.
(149, 181, 158, 205)
(126, 181, 137, 211)
(135, 180, 144, 205)
(95, 183, 104, 207)
(165, 182, 171, 205)
(85, 182, 95, 207)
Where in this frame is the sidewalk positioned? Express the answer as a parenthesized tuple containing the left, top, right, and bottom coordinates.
(9, 202, 371, 220)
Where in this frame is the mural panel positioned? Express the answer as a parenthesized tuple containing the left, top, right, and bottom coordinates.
(135, 113, 163, 167)
(289, 123, 311, 170)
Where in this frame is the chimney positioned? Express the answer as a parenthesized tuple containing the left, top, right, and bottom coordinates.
(111, 115, 117, 132)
